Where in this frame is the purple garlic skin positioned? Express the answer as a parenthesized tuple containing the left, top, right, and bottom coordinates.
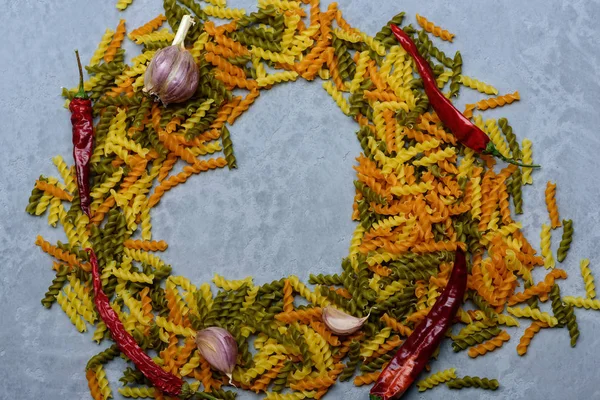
(195, 327, 238, 378)
(143, 45, 199, 105)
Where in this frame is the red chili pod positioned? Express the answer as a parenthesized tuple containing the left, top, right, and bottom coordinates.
(370, 250, 467, 400)
(389, 25, 538, 168)
(69, 50, 94, 217)
(87, 249, 185, 396)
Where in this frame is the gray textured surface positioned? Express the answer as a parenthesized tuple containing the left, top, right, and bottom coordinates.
(1, 0, 600, 399)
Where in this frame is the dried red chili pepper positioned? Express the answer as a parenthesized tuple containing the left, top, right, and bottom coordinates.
(73, 50, 208, 400)
(87, 248, 186, 396)
(390, 25, 538, 168)
(369, 250, 467, 400)
(70, 50, 94, 217)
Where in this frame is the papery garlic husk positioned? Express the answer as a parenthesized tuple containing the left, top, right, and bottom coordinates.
(143, 15, 199, 105)
(195, 327, 238, 380)
(322, 306, 368, 335)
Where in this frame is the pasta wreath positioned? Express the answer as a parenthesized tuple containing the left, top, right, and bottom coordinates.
(27, 4, 595, 400)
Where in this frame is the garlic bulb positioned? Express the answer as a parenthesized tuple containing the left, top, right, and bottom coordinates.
(143, 15, 199, 105)
(195, 327, 238, 380)
(322, 306, 368, 335)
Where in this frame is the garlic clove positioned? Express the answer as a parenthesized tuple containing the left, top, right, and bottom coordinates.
(322, 306, 368, 335)
(195, 327, 238, 381)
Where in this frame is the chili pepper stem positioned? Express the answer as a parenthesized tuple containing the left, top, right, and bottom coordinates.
(74, 50, 88, 99)
(484, 142, 540, 168)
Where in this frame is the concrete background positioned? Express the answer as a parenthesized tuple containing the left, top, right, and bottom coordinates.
(1, 0, 600, 398)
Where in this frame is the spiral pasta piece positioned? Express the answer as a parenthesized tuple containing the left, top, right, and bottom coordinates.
(578, 258, 596, 299)
(521, 139, 534, 184)
(416, 368, 457, 391)
(90, 29, 115, 66)
(390, 182, 434, 196)
(416, 14, 455, 42)
(250, 47, 295, 65)
(204, 6, 247, 19)
(436, 69, 453, 88)
(122, 293, 151, 326)
(123, 239, 167, 252)
(412, 147, 456, 167)
(353, 370, 382, 386)
(257, 0, 301, 10)
(62, 286, 96, 325)
(282, 279, 294, 313)
(507, 306, 559, 326)
(242, 354, 287, 383)
(94, 365, 112, 400)
(129, 14, 166, 39)
(275, 308, 322, 324)
(563, 296, 600, 310)
(507, 268, 567, 306)
(67, 275, 96, 317)
(348, 51, 371, 93)
(47, 197, 61, 227)
(90, 168, 124, 210)
(458, 75, 498, 95)
(213, 274, 252, 290)
(361, 33, 387, 56)
(557, 219, 573, 262)
(467, 330, 510, 358)
(118, 386, 156, 398)
(564, 303, 579, 347)
(288, 276, 330, 307)
(545, 181, 561, 229)
(228, 89, 260, 124)
(251, 360, 286, 392)
(257, 71, 300, 87)
(322, 81, 351, 115)
(147, 158, 228, 207)
(463, 103, 476, 119)
(52, 156, 77, 193)
(34, 189, 53, 216)
(447, 376, 499, 390)
(359, 327, 392, 359)
(56, 291, 87, 332)
(35, 180, 73, 201)
(540, 224, 555, 270)
(181, 99, 215, 132)
(484, 119, 511, 158)
(104, 19, 126, 63)
(155, 315, 196, 337)
(133, 28, 174, 44)
(516, 321, 547, 356)
(111, 266, 155, 283)
(475, 91, 520, 111)
(35, 236, 90, 271)
(86, 369, 103, 400)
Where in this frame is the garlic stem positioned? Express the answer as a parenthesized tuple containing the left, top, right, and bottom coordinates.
(172, 15, 195, 49)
